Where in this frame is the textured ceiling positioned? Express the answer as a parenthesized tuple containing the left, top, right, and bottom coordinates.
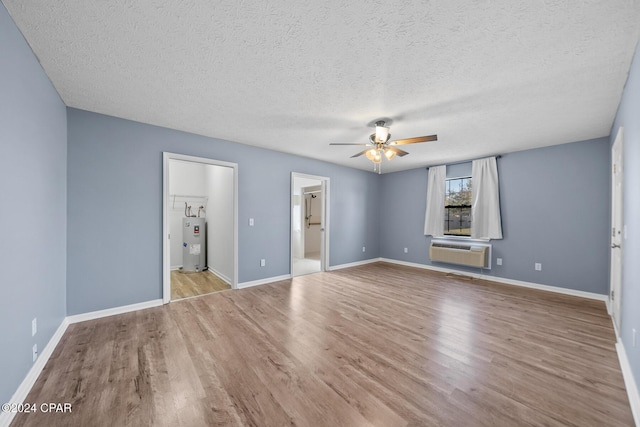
(4, 0, 640, 173)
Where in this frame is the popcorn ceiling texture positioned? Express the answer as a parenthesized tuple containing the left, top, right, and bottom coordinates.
(4, 0, 640, 172)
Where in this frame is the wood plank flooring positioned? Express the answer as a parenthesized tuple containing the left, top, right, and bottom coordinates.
(11, 262, 634, 426)
(171, 269, 231, 300)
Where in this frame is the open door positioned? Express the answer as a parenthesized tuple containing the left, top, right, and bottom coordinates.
(291, 173, 330, 276)
(610, 127, 624, 334)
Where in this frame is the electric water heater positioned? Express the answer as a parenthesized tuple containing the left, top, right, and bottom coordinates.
(182, 217, 206, 272)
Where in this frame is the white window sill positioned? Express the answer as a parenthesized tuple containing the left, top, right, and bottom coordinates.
(433, 235, 490, 243)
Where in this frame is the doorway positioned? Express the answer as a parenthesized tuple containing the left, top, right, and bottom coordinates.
(291, 173, 330, 276)
(163, 153, 238, 303)
(610, 127, 624, 333)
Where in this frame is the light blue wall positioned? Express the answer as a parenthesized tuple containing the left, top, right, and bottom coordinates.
(380, 137, 611, 294)
(611, 40, 640, 391)
(0, 3, 67, 404)
(66, 109, 380, 314)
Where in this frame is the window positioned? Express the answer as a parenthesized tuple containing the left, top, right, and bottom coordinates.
(445, 177, 472, 236)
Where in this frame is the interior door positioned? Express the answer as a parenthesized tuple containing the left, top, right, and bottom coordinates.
(320, 180, 326, 271)
(610, 128, 623, 332)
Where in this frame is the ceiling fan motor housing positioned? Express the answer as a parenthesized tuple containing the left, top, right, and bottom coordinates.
(374, 121, 391, 144)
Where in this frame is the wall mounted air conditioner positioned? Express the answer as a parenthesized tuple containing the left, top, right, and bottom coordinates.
(429, 240, 492, 269)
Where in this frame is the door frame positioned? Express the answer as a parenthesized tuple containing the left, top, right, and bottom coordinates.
(609, 127, 624, 333)
(291, 172, 330, 275)
(162, 152, 239, 303)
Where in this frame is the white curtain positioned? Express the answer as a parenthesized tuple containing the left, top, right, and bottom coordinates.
(424, 165, 446, 236)
(471, 157, 503, 239)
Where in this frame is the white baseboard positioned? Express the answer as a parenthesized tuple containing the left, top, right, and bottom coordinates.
(379, 258, 450, 273)
(170, 265, 182, 271)
(612, 317, 621, 341)
(0, 318, 69, 427)
(616, 341, 640, 426)
(208, 267, 231, 285)
(66, 299, 164, 324)
(237, 274, 291, 289)
(379, 258, 608, 302)
(328, 258, 381, 271)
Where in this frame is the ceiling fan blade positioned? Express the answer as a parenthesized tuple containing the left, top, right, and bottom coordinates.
(329, 143, 370, 146)
(390, 135, 438, 145)
(350, 149, 371, 158)
(385, 146, 409, 157)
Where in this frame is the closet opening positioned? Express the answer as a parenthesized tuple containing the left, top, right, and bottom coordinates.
(162, 153, 238, 303)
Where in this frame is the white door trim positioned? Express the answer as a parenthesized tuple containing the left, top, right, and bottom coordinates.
(291, 172, 330, 275)
(162, 152, 239, 303)
(609, 127, 624, 333)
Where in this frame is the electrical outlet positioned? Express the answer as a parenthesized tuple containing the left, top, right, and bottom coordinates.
(535, 263, 542, 271)
(32, 344, 38, 362)
(32, 318, 37, 336)
(633, 328, 637, 347)
(496, 258, 502, 266)
(249, 218, 254, 226)
(362, 246, 366, 252)
(404, 247, 408, 253)
(260, 259, 266, 267)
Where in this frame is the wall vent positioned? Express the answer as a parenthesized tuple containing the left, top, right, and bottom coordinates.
(429, 240, 492, 269)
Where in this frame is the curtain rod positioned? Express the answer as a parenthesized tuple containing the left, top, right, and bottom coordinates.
(425, 155, 501, 169)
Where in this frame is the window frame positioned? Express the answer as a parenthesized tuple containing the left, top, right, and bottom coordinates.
(444, 175, 472, 237)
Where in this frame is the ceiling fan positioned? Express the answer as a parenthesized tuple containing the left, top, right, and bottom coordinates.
(330, 120, 438, 173)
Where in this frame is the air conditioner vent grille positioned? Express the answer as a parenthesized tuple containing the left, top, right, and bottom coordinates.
(432, 242, 472, 250)
(429, 240, 492, 269)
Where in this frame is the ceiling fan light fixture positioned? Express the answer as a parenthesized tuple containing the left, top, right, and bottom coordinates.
(373, 151, 382, 164)
(384, 148, 396, 160)
(365, 149, 377, 161)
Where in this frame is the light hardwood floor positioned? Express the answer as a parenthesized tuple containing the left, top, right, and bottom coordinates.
(11, 263, 634, 426)
(171, 269, 231, 300)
